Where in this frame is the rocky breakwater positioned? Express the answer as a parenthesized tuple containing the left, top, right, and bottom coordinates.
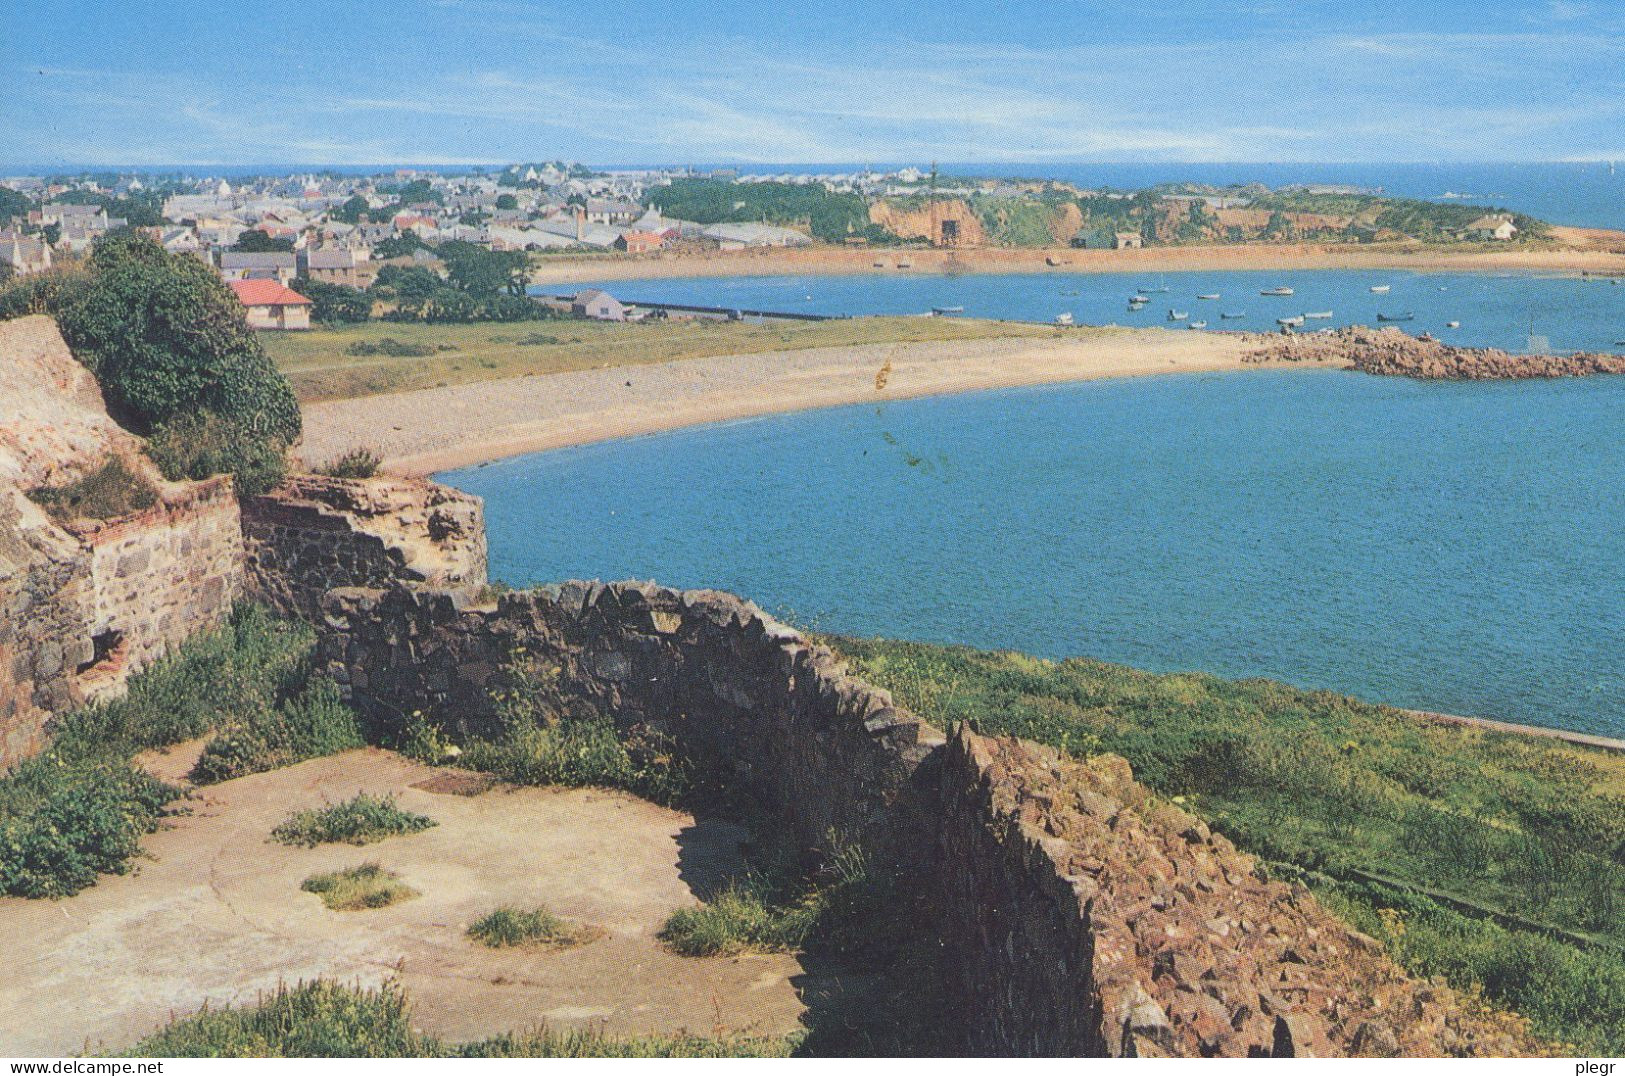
(937, 727, 1545, 1057)
(1249, 324, 1625, 379)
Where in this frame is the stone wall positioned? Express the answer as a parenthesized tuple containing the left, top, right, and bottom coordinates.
(242, 473, 487, 620)
(935, 728, 1543, 1057)
(317, 581, 944, 864)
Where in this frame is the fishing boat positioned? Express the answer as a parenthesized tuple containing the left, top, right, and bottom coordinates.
(1446, 321, 1460, 329)
(1277, 315, 1305, 328)
(932, 305, 964, 314)
(1054, 312, 1074, 326)
(1197, 293, 1221, 300)
(1369, 284, 1391, 293)
(1188, 320, 1207, 329)
(1167, 309, 1188, 322)
(1377, 312, 1414, 322)
(1221, 311, 1246, 319)
(1304, 311, 1333, 319)
(1138, 281, 1170, 293)
(1260, 286, 1294, 296)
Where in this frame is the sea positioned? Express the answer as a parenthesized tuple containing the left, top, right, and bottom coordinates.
(443, 368, 1625, 741)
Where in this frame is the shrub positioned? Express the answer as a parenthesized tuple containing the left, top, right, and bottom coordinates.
(314, 448, 382, 479)
(27, 456, 157, 524)
(514, 332, 561, 346)
(147, 412, 288, 496)
(660, 882, 822, 957)
(272, 794, 435, 848)
(192, 678, 364, 784)
(301, 862, 417, 911)
(466, 906, 599, 949)
(342, 337, 435, 358)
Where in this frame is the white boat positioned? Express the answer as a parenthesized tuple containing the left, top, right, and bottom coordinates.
(1277, 315, 1305, 328)
(1054, 312, 1074, 326)
(1167, 309, 1188, 321)
(1188, 320, 1207, 329)
(1139, 284, 1170, 293)
(1370, 284, 1391, 293)
(1261, 287, 1294, 296)
(1197, 293, 1221, 300)
(932, 305, 964, 314)
(1447, 321, 1460, 329)
(1304, 311, 1333, 320)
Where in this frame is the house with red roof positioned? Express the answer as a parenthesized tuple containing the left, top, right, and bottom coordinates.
(229, 278, 312, 331)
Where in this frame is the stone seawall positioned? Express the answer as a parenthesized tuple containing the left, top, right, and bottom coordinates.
(317, 582, 944, 863)
(242, 473, 487, 621)
(314, 578, 1542, 1057)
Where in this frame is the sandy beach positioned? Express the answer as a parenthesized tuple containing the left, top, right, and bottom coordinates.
(527, 233, 1625, 286)
(298, 327, 1332, 475)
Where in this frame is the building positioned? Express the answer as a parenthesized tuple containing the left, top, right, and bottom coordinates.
(614, 230, 665, 254)
(1113, 231, 1145, 249)
(584, 198, 641, 225)
(298, 248, 361, 288)
(228, 278, 311, 330)
(1, 231, 52, 276)
(571, 288, 626, 321)
(1466, 215, 1518, 241)
(699, 222, 812, 249)
(218, 251, 298, 285)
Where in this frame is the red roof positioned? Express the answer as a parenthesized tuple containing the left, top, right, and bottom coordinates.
(229, 279, 311, 306)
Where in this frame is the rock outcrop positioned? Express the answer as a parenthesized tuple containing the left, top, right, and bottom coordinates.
(1249, 325, 1625, 380)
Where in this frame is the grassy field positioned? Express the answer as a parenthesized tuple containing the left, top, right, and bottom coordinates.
(831, 637, 1625, 1055)
(263, 316, 1050, 402)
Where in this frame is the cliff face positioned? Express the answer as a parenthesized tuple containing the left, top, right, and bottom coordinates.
(1251, 325, 1625, 379)
(869, 199, 988, 246)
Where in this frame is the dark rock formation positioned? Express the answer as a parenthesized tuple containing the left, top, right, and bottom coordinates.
(1249, 325, 1625, 380)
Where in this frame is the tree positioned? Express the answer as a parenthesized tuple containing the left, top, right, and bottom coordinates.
(52, 231, 301, 494)
(42, 222, 61, 247)
(437, 240, 527, 297)
(231, 230, 295, 253)
(331, 195, 370, 224)
(0, 185, 32, 223)
(372, 231, 424, 259)
(495, 193, 518, 211)
(296, 278, 371, 323)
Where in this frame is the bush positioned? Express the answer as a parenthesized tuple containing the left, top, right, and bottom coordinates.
(271, 794, 435, 848)
(314, 448, 381, 479)
(147, 412, 287, 496)
(191, 678, 363, 784)
(660, 881, 822, 957)
(467, 906, 598, 949)
(301, 862, 417, 911)
(120, 979, 797, 1057)
(27, 456, 157, 524)
(342, 338, 434, 358)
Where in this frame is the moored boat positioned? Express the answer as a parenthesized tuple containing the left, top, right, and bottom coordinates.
(1188, 320, 1207, 329)
(1370, 284, 1391, 293)
(1304, 311, 1333, 319)
(1261, 286, 1294, 296)
(1221, 311, 1246, 319)
(1054, 312, 1074, 326)
(1167, 309, 1188, 321)
(1197, 293, 1220, 300)
(1377, 312, 1414, 322)
(1447, 321, 1460, 329)
(1277, 315, 1305, 328)
(932, 305, 964, 314)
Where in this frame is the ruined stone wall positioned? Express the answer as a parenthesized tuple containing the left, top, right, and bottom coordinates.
(317, 582, 944, 864)
(936, 728, 1543, 1057)
(242, 474, 487, 620)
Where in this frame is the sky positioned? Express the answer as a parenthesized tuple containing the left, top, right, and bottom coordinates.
(3, 0, 1623, 167)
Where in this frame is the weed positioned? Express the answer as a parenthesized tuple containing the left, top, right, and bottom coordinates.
(300, 862, 417, 911)
(271, 793, 435, 848)
(466, 906, 600, 949)
(27, 457, 157, 524)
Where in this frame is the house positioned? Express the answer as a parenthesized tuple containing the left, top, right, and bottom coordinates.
(1113, 231, 1145, 249)
(1466, 215, 1517, 241)
(699, 222, 812, 249)
(615, 230, 665, 254)
(584, 198, 641, 225)
(298, 247, 361, 287)
(1, 232, 52, 276)
(218, 251, 297, 285)
(571, 288, 626, 321)
(228, 278, 311, 330)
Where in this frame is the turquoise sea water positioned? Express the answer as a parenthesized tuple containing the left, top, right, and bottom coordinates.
(546, 269, 1625, 354)
(444, 368, 1625, 740)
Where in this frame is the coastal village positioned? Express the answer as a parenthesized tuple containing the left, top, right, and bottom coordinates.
(0, 165, 1548, 330)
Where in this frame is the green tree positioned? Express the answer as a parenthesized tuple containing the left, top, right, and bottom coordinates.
(0, 185, 32, 223)
(495, 193, 518, 210)
(437, 240, 527, 297)
(232, 230, 295, 253)
(297, 278, 371, 323)
(51, 231, 300, 493)
(331, 195, 370, 224)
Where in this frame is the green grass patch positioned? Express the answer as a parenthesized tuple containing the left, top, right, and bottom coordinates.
(0, 604, 361, 898)
(117, 979, 799, 1057)
(660, 881, 822, 957)
(27, 456, 157, 525)
(830, 635, 1625, 1054)
(271, 793, 435, 848)
(300, 862, 417, 911)
(466, 905, 600, 949)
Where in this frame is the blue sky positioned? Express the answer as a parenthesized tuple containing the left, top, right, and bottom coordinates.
(4, 0, 1623, 166)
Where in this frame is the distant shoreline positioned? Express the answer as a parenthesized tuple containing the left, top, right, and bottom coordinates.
(527, 235, 1625, 286)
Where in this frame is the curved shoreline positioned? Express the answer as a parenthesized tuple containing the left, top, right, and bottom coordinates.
(298, 327, 1329, 475)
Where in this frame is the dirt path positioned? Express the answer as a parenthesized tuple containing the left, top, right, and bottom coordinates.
(0, 748, 808, 1055)
(299, 328, 1342, 475)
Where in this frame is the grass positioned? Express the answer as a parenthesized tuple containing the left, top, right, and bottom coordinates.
(312, 447, 381, 478)
(271, 793, 436, 848)
(27, 456, 157, 525)
(830, 635, 1625, 1055)
(466, 905, 599, 949)
(300, 862, 418, 911)
(0, 604, 360, 898)
(263, 316, 1052, 402)
(660, 882, 823, 957)
(117, 979, 799, 1058)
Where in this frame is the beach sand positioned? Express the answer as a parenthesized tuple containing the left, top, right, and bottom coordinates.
(298, 327, 1334, 475)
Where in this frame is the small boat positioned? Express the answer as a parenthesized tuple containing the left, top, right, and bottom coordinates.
(1261, 287, 1294, 296)
(1277, 315, 1305, 328)
(1054, 312, 1074, 326)
(1129, 294, 1149, 303)
(1167, 309, 1188, 321)
(1221, 311, 1246, 319)
(1446, 321, 1460, 329)
(1304, 311, 1333, 319)
(932, 305, 964, 314)
(1377, 312, 1414, 322)
(1188, 320, 1207, 329)
(1139, 284, 1170, 293)
(1059, 289, 1080, 296)
(1197, 293, 1221, 300)
(1369, 284, 1391, 293)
